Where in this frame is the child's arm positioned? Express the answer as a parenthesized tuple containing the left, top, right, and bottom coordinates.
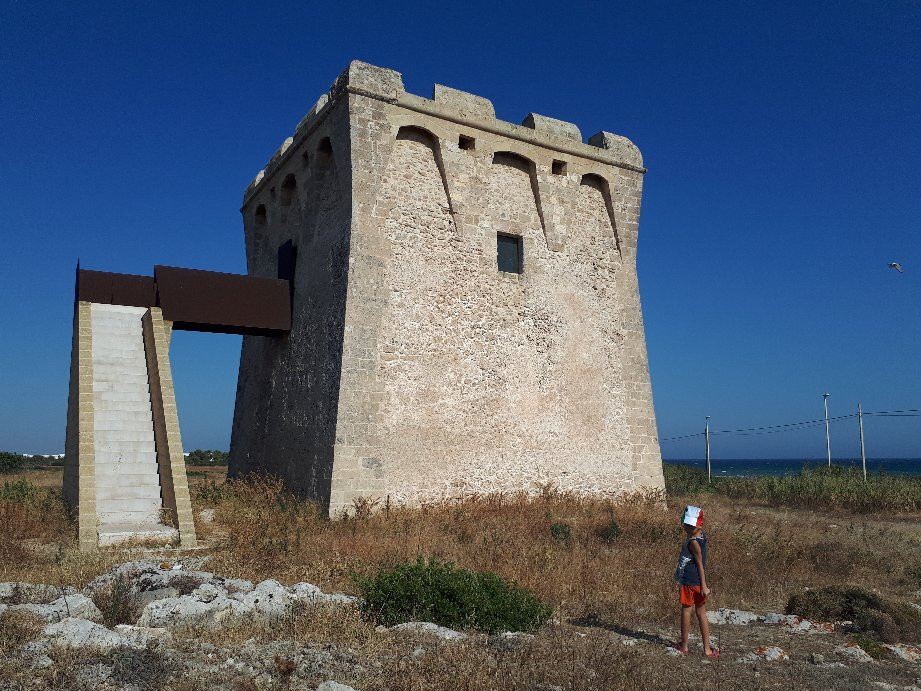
(689, 539, 710, 596)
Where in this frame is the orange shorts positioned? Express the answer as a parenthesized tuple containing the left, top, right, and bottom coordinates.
(680, 585, 707, 607)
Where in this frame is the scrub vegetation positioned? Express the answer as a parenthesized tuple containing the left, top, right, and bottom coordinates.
(0, 464, 919, 689)
(663, 462, 921, 512)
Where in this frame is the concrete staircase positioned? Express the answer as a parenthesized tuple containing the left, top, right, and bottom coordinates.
(91, 304, 178, 546)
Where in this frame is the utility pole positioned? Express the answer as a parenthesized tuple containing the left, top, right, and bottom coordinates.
(823, 393, 831, 468)
(705, 416, 711, 483)
(858, 403, 867, 482)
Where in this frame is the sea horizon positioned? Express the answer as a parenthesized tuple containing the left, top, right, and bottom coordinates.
(665, 457, 921, 477)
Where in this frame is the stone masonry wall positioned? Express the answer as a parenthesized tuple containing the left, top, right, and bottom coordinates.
(230, 62, 663, 515)
(229, 97, 354, 500)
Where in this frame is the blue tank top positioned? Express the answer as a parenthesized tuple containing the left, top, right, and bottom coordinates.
(675, 532, 707, 586)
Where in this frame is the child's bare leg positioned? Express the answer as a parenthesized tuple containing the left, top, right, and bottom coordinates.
(695, 603, 712, 655)
(679, 605, 692, 652)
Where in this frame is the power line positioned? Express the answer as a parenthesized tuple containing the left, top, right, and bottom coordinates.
(864, 409, 921, 417)
(659, 411, 879, 443)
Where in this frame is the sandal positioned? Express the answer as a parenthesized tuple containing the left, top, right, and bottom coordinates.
(705, 649, 720, 659)
(671, 643, 689, 656)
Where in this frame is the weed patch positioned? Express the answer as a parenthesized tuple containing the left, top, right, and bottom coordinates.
(93, 574, 141, 627)
(0, 609, 44, 656)
(852, 633, 892, 659)
(108, 645, 177, 689)
(787, 586, 921, 643)
(601, 518, 621, 543)
(549, 521, 572, 546)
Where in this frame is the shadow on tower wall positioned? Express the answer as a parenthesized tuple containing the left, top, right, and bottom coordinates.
(228, 131, 350, 512)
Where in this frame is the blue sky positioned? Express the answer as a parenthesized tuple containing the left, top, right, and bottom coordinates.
(1, 1, 920, 459)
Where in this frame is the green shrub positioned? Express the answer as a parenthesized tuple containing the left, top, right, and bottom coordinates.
(787, 586, 921, 643)
(0, 452, 25, 474)
(354, 557, 551, 634)
(0, 480, 37, 502)
(549, 522, 572, 545)
(185, 449, 229, 466)
(663, 463, 712, 494)
(601, 518, 621, 543)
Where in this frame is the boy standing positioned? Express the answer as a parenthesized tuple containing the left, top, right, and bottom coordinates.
(674, 505, 718, 658)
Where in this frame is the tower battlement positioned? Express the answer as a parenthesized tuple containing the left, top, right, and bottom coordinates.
(230, 61, 663, 515)
(244, 60, 643, 206)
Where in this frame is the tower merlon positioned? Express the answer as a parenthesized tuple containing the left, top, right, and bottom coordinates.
(522, 113, 582, 143)
(432, 84, 496, 120)
(587, 131, 643, 169)
(330, 60, 405, 102)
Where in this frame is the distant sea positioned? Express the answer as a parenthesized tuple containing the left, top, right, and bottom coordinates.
(665, 458, 921, 477)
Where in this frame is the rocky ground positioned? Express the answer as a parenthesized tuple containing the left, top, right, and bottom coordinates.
(1, 557, 920, 690)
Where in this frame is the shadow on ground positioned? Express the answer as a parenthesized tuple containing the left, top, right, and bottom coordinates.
(569, 614, 671, 645)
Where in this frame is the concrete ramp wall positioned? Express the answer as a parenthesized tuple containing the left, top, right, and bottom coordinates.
(64, 302, 196, 549)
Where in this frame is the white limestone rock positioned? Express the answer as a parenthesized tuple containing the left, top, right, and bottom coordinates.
(0, 582, 69, 604)
(315, 592, 361, 606)
(42, 617, 130, 651)
(317, 683, 359, 691)
(138, 595, 238, 628)
(882, 643, 920, 663)
(113, 624, 170, 648)
(136, 587, 179, 607)
(237, 579, 291, 617)
(389, 621, 467, 641)
(223, 578, 253, 594)
(738, 646, 789, 662)
(169, 571, 215, 586)
(836, 642, 875, 663)
(289, 581, 360, 606)
(136, 570, 173, 592)
(139, 579, 294, 627)
(30, 654, 53, 670)
(83, 560, 163, 596)
(137, 569, 214, 594)
(763, 613, 823, 632)
(707, 608, 763, 625)
(290, 582, 323, 599)
(11, 594, 102, 623)
(191, 583, 228, 603)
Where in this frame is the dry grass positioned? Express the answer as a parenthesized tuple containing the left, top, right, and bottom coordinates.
(175, 600, 379, 651)
(2, 468, 920, 620)
(196, 477, 921, 629)
(0, 467, 919, 689)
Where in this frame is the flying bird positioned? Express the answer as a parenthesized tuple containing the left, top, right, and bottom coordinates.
(888, 262, 904, 273)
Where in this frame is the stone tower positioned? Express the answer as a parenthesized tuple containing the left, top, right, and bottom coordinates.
(230, 61, 664, 515)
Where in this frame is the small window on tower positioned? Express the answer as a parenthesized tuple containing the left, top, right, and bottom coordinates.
(552, 159, 567, 175)
(497, 233, 523, 274)
(459, 135, 476, 151)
